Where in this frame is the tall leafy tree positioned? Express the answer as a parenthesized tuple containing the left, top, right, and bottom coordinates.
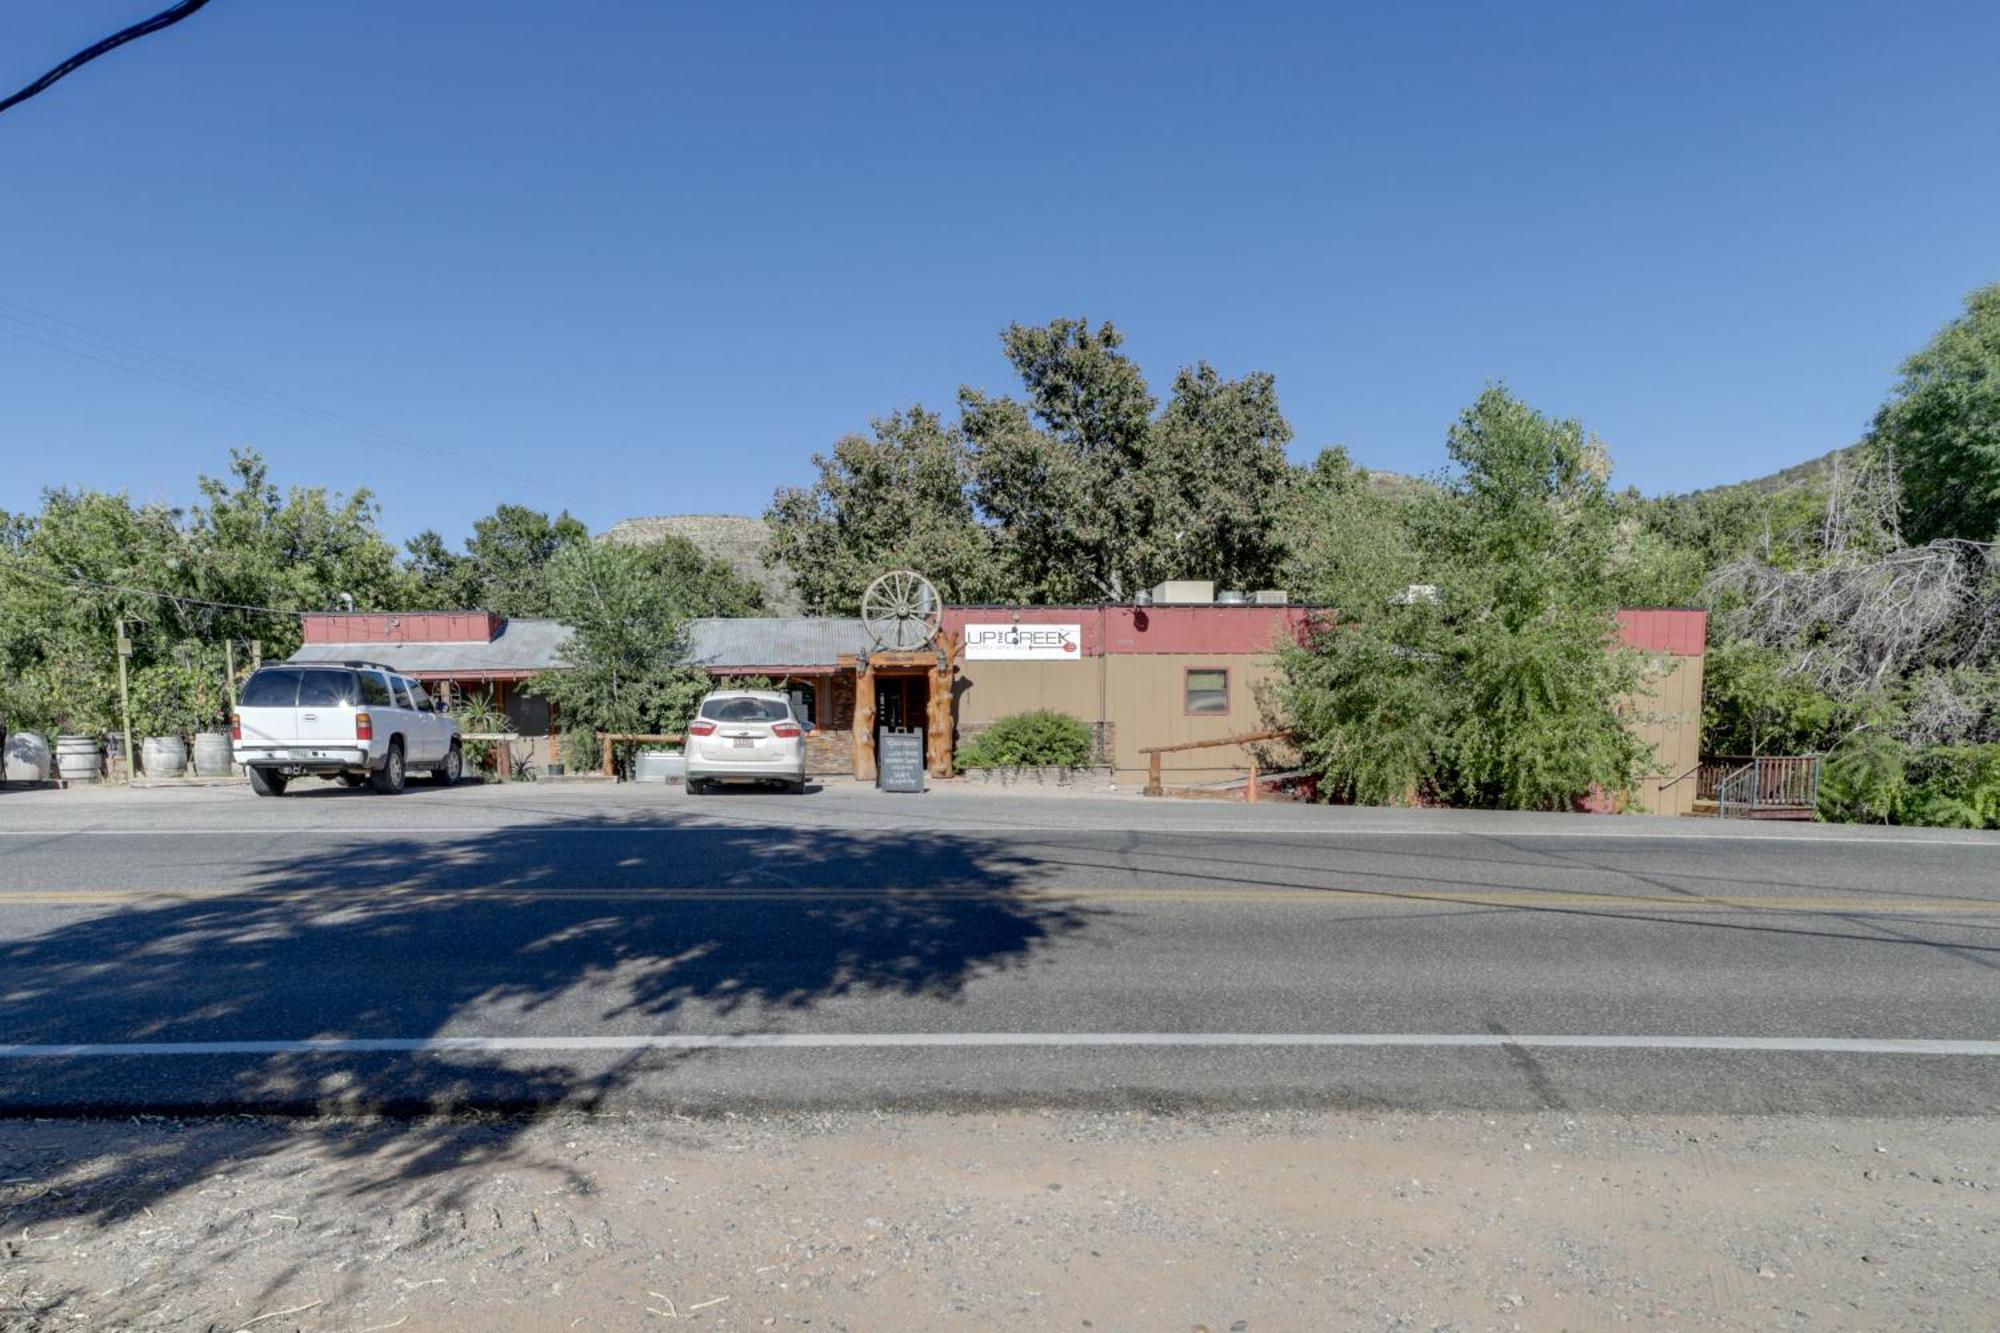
(1146, 362, 1294, 591)
(963, 318, 1293, 600)
(527, 535, 763, 738)
(1876, 282, 2000, 544)
(1280, 446, 1421, 608)
(403, 504, 590, 616)
(186, 450, 407, 655)
(962, 318, 1156, 601)
(0, 450, 402, 734)
(1280, 387, 1653, 809)
(764, 407, 999, 613)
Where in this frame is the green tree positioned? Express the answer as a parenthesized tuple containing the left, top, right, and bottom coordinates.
(1145, 362, 1294, 591)
(526, 536, 762, 738)
(1875, 282, 2000, 543)
(1279, 387, 1653, 809)
(1280, 447, 1422, 609)
(185, 449, 407, 656)
(963, 318, 1294, 600)
(764, 407, 1000, 613)
(404, 504, 590, 616)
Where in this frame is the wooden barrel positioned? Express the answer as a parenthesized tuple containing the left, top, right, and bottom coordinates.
(142, 736, 188, 778)
(55, 735, 102, 783)
(192, 732, 233, 777)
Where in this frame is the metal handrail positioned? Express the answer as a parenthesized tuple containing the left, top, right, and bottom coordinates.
(1715, 762, 1757, 819)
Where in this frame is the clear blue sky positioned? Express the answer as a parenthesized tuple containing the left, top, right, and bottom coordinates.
(2, 1, 1995, 545)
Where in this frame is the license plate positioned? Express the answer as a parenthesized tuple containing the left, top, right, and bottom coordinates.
(731, 737, 756, 748)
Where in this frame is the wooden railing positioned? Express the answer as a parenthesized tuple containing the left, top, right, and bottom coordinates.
(1137, 728, 1292, 801)
(1708, 755, 1821, 818)
(600, 733, 684, 778)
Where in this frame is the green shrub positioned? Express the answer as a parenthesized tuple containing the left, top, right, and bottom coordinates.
(1818, 731, 1907, 824)
(955, 710, 1092, 771)
(559, 726, 601, 775)
(1903, 744, 2000, 828)
(441, 688, 508, 775)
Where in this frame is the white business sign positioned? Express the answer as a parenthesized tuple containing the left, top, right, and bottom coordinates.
(962, 622, 1084, 661)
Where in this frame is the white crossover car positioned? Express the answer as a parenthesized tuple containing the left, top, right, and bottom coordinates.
(684, 689, 809, 794)
(232, 662, 462, 796)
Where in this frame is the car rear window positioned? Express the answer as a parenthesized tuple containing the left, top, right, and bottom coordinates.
(296, 669, 358, 707)
(239, 668, 303, 708)
(700, 696, 793, 723)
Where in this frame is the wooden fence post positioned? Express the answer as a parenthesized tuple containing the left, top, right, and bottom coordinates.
(601, 732, 614, 778)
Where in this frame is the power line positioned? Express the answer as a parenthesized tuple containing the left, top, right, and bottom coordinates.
(0, 0, 213, 118)
(0, 550, 310, 618)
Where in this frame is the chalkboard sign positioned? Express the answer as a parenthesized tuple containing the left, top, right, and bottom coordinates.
(877, 728, 926, 793)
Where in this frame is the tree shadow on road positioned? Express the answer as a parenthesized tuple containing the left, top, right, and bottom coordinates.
(0, 810, 1095, 1265)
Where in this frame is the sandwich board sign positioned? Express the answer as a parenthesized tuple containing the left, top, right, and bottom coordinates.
(877, 728, 926, 792)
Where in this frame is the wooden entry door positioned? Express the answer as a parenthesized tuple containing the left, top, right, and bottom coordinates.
(875, 674, 926, 732)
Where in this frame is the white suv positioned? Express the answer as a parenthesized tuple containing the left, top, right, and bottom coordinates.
(232, 662, 462, 796)
(684, 689, 809, 794)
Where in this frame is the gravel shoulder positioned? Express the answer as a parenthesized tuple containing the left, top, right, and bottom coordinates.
(3, 1110, 1994, 1331)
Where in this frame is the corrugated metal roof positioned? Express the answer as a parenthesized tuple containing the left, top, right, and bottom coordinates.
(682, 617, 873, 669)
(288, 617, 571, 675)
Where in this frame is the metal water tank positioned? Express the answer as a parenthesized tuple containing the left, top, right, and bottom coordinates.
(632, 748, 686, 783)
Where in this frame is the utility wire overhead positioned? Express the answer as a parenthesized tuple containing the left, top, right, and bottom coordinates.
(0, 0, 213, 118)
(0, 549, 310, 618)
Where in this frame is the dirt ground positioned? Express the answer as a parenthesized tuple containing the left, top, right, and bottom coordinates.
(1, 1111, 1994, 1332)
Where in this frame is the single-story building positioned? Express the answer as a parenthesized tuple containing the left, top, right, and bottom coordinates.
(288, 611, 567, 769)
(288, 596, 1707, 810)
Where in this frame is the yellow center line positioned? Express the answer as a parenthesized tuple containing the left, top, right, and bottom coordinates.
(0, 886, 1995, 913)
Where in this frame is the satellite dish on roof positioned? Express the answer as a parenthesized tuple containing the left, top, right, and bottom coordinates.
(861, 569, 941, 652)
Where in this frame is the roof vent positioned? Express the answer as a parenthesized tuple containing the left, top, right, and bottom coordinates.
(1148, 580, 1215, 605)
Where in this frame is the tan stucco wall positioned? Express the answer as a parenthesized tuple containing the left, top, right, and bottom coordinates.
(955, 654, 1289, 781)
(955, 649, 1707, 799)
(1622, 654, 1706, 815)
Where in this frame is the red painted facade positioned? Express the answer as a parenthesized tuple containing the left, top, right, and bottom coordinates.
(941, 605, 1313, 657)
(944, 606, 1707, 658)
(301, 611, 503, 644)
(1614, 609, 1707, 656)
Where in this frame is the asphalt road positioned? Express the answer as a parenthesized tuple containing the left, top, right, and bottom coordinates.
(1, 780, 1997, 1115)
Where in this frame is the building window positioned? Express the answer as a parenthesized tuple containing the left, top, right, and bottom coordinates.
(787, 680, 820, 729)
(1185, 668, 1229, 716)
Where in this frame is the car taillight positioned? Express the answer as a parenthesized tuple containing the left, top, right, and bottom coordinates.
(230, 713, 241, 741)
(771, 722, 802, 739)
(355, 711, 373, 741)
(688, 720, 716, 737)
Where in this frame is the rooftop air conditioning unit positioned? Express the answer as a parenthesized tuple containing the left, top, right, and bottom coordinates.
(1148, 580, 1215, 605)
(1251, 589, 1289, 605)
(1215, 589, 1248, 606)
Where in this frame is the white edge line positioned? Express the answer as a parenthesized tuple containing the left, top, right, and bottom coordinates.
(0, 1034, 1996, 1058)
(1, 826, 1997, 846)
